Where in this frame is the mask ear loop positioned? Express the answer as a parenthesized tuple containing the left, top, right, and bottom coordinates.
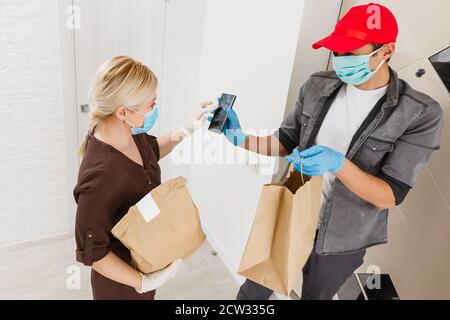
(372, 59, 386, 73)
(300, 157, 305, 186)
(124, 108, 145, 129)
(369, 46, 387, 73)
(124, 112, 136, 129)
(368, 46, 383, 57)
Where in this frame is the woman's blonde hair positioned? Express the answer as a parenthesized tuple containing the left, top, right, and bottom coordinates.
(78, 56, 158, 157)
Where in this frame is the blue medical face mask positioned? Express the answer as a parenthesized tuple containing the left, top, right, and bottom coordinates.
(126, 106, 159, 135)
(332, 47, 386, 85)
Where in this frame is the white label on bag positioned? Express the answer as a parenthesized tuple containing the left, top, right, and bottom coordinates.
(136, 193, 160, 223)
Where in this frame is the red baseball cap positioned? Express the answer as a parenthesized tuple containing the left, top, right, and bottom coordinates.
(312, 3, 398, 52)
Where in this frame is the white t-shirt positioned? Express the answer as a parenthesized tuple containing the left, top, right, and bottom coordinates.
(315, 83, 388, 224)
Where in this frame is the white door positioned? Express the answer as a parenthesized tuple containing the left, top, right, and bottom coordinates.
(72, 0, 168, 145)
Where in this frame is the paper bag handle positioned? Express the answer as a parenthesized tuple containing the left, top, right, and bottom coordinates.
(283, 157, 309, 194)
(299, 157, 305, 186)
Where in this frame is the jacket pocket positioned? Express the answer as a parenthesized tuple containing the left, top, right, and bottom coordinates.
(353, 136, 395, 173)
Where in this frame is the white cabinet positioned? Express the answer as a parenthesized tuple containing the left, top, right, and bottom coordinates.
(396, 58, 450, 107)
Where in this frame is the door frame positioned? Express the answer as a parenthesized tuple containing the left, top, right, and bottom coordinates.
(57, 0, 80, 229)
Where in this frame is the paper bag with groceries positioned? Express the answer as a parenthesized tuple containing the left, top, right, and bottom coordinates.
(112, 176, 206, 273)
(238, 168, 323, 296)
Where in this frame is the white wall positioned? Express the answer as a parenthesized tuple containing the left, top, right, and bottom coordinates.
(158, 0, 208, 182)
(184, 0, 336, 285)
(72, 0, 167, 146)
(0, 0, 71, 246)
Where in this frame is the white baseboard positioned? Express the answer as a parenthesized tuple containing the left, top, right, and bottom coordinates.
(202, 224, 246, 287)
(0, 232, 72, 251)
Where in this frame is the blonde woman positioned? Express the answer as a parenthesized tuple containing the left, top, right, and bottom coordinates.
(73, 56, 216, 300)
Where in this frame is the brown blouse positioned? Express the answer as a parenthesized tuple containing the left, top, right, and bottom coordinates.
(73, 132, 161, 300)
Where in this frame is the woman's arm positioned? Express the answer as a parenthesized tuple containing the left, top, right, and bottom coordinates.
(157, 128, 187, 159)
(92, 252, 142, 290)
(157, 101, 217, 159)
(91, 252, 183, 293)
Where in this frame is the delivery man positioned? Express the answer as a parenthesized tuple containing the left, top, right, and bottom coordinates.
(216, 3, 444, 300)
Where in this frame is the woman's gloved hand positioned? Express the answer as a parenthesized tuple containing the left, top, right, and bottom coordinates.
(285, 146, 345, 176)
(179, 101, 218, 137)
(136, 259, 183, 294)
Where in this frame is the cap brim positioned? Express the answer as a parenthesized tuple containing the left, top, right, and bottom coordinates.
(312, 33, 369, 52)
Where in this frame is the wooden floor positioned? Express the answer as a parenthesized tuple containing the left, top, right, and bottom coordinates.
(0, 234, 240, 300)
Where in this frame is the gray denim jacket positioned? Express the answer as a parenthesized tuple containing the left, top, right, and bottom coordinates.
(274, 68, 444, 255)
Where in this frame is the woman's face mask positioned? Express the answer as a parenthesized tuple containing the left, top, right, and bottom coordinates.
(332, 46, 386, 85)
(125, 106, 159, 135)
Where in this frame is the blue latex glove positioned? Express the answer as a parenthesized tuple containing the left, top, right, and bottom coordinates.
(223, 108, 248, 146)
(285, 145, 345, 176)
(207, 100, 248, 146)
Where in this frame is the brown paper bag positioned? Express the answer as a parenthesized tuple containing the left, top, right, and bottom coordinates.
(112, 176, 206, 274)
(238, 169, 323, 296)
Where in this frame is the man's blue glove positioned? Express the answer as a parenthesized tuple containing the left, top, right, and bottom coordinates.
(208, 104, 248, 146)
(285, 145, 345, 176)
(223, 108, 248, 146)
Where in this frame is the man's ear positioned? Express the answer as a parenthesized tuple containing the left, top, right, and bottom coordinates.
(382, 42, 395, 61)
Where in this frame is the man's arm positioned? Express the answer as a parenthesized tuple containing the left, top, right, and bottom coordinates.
(236, 134, 290, 157)
(221, 80, 309, 158)
(286, 146, 402, 209)
(219, 108, 291, 157)
(336, 159, 396, 209)
(288, 95, 444, 210)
